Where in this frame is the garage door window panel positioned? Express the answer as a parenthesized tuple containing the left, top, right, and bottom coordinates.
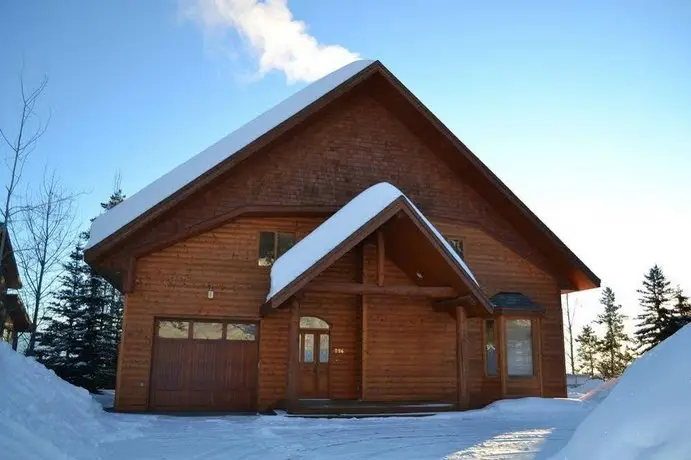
(158, 320, 190, 339)
(193, 322, 223, 339)
(226, 323, 257, 341)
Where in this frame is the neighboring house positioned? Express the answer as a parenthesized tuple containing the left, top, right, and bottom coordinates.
(1, 224, 31, 350)
(84, 60, 599, 414)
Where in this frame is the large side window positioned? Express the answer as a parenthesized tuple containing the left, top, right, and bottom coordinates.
(484, 320, 498, 376)
(258, 231, 295, 266)
(506, 319, 533, 376)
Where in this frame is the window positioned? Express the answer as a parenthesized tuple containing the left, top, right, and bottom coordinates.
(158, 321, 190, 339)
(193, 322, 223, 340)
(506, 319, 533, 376)
(303, 333, 315, 363)
(299, 316, 330, 329)
(226, 323, 257, 341)
(319, 334, 329, 363)
(446, 237, 464, 260)
(484, 320, 498, 376)
(258, 231, 295, 266)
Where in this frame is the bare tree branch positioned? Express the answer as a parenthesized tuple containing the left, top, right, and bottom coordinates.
(1, 72, 49, 339)
(16, 170, 78, 355)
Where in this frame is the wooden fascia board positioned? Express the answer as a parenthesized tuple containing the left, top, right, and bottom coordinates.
(304, 282, 457, 297)
(376, 66, 599, 291)
(397, 203, 494, 317)
(85, 63, 383, 262)
(261, 198, 406, 313)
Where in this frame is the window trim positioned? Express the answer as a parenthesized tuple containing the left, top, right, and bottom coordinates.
(258, 231, 296, 266)
(482, 319, 499, 379)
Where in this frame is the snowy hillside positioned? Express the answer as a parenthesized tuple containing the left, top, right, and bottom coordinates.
(553, 324, 691, 459)
(0, 342, 143, 460)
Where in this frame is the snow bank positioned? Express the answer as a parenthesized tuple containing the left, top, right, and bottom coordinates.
(0, 342, 142, 460)
(267, 182, 477, 300)
(553, 324, 691, 460)
(567, 378, 605, 399)
(485, 397, 588, 415)
(87, 59, 376, 250)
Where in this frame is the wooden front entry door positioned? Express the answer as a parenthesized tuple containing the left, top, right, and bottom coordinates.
(298, 317, 330, 398)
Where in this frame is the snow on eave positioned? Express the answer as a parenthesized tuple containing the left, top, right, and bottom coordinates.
(85, 59, 377, 251)
(266, 182, 479, 302)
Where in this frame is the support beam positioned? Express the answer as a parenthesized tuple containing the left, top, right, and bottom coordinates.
(376, 230, 385, 286)
(456, 306, 469, 409)
(436, 295, 474, 308)
(360, 243, 368, 401)
(498, 316, 507, 397)
(286, 297, 300, 410)
(305, 282, 457, 298)
(123, 257, 137, 294)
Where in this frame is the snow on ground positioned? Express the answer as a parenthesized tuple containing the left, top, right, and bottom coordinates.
(93, 389, 116, 410)
(567, 379, 605, 399)
(0, 342, 146, 460)
(101, 400, 589, 460)
(553, 324, 691, 460)
(268, 182, 477, 300)
(2, 341, 631, 459)
(87, 59, 375, 249)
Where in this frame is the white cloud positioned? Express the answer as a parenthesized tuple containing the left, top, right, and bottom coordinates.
(183, 0, 360, 83)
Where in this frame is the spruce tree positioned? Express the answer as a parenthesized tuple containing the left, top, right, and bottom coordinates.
(36, 242, 87, 385)
(92, 188, 125, 389)
(575, 325, 599, 378)
(635, 265, 674, 353)
(669, 287, 691, 333)
(596, 287, 632, 378)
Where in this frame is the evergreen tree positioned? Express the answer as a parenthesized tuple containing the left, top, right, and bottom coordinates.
(575, 325, 599, 377)
(669, 286, 691, 333)
(635, 265, 674, 353)
(91, 188, 125, 388)
(36, 242, 87, 386)
(596, 287, 632, 378)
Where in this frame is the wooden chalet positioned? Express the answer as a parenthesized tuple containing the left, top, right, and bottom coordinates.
(84, 60, 599, 414)
(1, 224, 31, 350)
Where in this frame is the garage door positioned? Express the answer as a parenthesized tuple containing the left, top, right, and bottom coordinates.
(149, 319, 259, 412)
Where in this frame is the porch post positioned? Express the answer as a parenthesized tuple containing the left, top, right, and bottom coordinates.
(456, 306, 469, 409)
(286, 297, 300, 410)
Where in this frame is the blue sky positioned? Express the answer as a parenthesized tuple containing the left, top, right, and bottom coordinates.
(2, 0, 690, 340)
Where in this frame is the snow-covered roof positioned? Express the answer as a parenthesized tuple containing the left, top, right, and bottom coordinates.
(267, 182, 478, 301)
(86, 59, 376, 250)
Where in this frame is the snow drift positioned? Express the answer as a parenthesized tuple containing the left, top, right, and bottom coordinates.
(0, 342, 141, 460)
(553, 324, 691, 459)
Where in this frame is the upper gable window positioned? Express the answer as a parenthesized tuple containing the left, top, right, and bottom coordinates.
(258, 231, 295, 266)
(446, 237, 465, 260)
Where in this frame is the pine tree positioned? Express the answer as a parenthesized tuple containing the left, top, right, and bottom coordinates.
(635, 265, 674, 353)
(669, 287, 691, 333)
(92, 188, 125, 389)
(576, 325, 599, 377)
(596, 288, 632, 378)
(36, 242, 87, 385)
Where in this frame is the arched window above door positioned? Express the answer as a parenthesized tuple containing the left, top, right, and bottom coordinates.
(299, 316, 330, 330)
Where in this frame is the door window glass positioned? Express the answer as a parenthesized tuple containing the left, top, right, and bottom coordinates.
(319, 334, 329, 363)
(303, 333, 314, 363)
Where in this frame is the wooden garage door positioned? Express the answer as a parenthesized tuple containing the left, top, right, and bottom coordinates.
(149, 319, 259, 412)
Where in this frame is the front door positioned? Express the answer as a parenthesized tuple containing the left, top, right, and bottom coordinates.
(298, 317, 330, 398)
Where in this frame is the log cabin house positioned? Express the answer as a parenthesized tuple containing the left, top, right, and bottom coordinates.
(1, 224, 31, 350)
(84, 60, 599, 414)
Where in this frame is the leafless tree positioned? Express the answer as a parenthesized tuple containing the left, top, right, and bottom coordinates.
(17, 170, 78, 354)
(0, 74, 49, 336)
(564, 293, 578, 380)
